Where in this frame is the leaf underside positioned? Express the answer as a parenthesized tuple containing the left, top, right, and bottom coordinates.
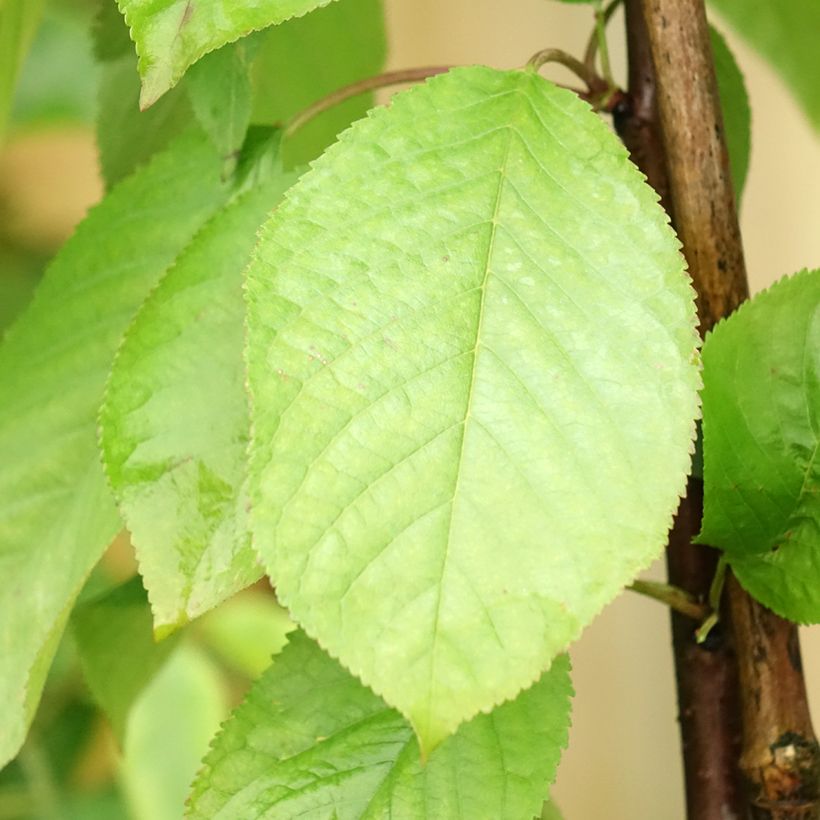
(0, 130, 230, 768)
(100, 138, 298, 632)
(115, 0, 340, 108)
(187, 631, 572, 820)
(699, 269, 820, 622)
(246, 66, 700, 752)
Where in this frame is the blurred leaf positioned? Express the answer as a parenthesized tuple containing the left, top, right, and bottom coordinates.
(0, 0, 45, 138)
(542, 799, 565, 820)
(115, 0, 342, 108)
(197, 591, 294, 679)
(0, 130, 231, 769)
(72, 577, 180, 741)
(709, 0, 820, 130)
(188, 632, 572, 819)
(9, 4, 96, 129)
(710, 25, 750, 204)
(121, 644, 227, 820)
(251, 0, 386, 165)
(698, 269, 820, 621)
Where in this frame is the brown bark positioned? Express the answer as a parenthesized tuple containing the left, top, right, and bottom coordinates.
(620, 1, 820, 817)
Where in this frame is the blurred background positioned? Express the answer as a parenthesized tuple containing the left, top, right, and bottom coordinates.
(1, 1, 818, 817)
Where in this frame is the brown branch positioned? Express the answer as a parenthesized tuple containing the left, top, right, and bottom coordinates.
(632, 1, 820, 817)
(616, 8, 745, 813)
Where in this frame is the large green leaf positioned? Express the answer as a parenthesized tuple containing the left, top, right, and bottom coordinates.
(251, 0, 386, 166)
(709, 0, 820, 130)
(187, 631, 572, 819)
(698, 269, 820, 621)
(246, 66, 700, 752)
(71, 577, 179, 741)
(100, 139, 298, 633)
(0, 130, 230, 768)
(115, 0, 340, 109)
(0, 0, 45, 137)
(710, 25, 750, 204)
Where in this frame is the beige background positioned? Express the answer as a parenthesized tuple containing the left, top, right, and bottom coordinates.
(1, 2, 818, 817)
(383, 2, 820, 817)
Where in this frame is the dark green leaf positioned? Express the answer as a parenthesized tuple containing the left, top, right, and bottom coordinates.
(699, 269, 820, 621)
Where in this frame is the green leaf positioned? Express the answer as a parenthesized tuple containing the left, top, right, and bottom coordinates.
(0, 130, 231, 768)
(121, 644, 227, 820)
(186, 41, 253, 161)
(96, 10, 193, 189)
(698, 269, 820, 621)
(710, 25, 750, 204)
(0, 0, 45, 137)
(709, 0, 820, 129)
(187, 631, 572, 819)
(246, 66, 700, 752)
(100, 140, 298, 633)
(115, 0, 341, 109)
(250, 0, 386, 166)
(71, 577, 179, 741)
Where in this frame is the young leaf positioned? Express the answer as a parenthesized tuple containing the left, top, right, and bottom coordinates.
(100, 137, 299, 633)
(187, 631, 572, 820)
(115, 0, 341, 109)
(250, 0, 386, 165)
(0, 0, 45, 137)
(710, 25, 750, 204)
(709, 0, 820, 129)
(0, 130, 230, 768)
(698, 269, 820, 622)
(71, 577, 179, 742)
(246, 66, 700, 752)
(186, 41, 254, 161)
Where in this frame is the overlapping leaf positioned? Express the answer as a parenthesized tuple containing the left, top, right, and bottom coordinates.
(0, 0, 45, 137)
(100, 139, 298, 632)
(246, 66, 700, 752)
(187, 631, 572, 819)
(115, 0, 340, 108)
(0, 130, 230, 768)
(72, 577, 179, 741)
(698, 269, 820, 621)
(710, 0, 820, 129)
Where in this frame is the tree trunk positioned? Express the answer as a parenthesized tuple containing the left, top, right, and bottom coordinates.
(618, 1, 820, 817)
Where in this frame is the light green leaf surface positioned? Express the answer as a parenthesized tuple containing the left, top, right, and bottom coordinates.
(710, 25, 750, 204)
(71, 577, 179, 741)
(251, 0, 386, 166)
(115, 0, 340, 109)
(0, 130, 230, 768)
(121, 644, 227, 820)
(100, 143, 298, 632)
(187, 41, 253, 161)
(0, 0, 45, 137)
(246, 66, 700, 752)
(187, 631, 572, 820)
(95, 5, 193, 189)
(709, 0, 820, 129)
(698, 269, 820, 621)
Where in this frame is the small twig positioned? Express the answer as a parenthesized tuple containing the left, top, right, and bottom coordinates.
(526, 47, 603, 92)
(628, 579, 709, 621)
(284, 66, 453, 140)
(585, 0, 622, 75)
